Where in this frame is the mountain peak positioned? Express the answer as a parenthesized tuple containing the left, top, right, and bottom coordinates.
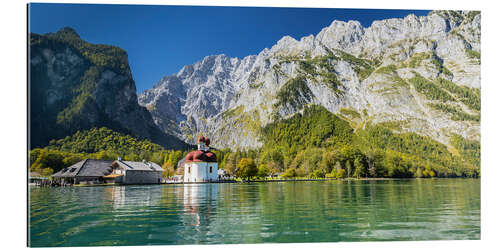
(276, 35, 299, 46)
(328, 19, 363, 29)
(55, 27, 81, 39)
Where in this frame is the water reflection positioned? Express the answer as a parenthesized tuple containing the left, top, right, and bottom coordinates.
(29, 179, 480, 247)
(182, 184, 218, 229)
(103, 185, 166, 209)
(104, 186, 125, 208)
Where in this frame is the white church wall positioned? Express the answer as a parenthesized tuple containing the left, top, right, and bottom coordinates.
(184, 162, 219, 183)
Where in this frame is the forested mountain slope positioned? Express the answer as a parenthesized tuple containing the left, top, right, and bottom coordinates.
(29, 27, 188, 150)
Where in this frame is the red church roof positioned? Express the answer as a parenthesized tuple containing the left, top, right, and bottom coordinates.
(185, 150, 217, 163)
(186, 135, 217, 163)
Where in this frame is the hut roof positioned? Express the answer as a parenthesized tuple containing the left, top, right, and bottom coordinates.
(51, 159, 113, 178)
(77, 159, 113, 177)
(113, 160, 164, 172)
(52, 159, 87, 178)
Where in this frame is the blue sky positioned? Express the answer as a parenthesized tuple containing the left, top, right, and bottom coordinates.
(29, 4, 430, 93)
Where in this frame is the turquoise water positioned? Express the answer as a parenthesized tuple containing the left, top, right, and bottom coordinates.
(29, 179, 480, 247)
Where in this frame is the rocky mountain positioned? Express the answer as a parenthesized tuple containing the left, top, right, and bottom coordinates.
(140, 10, 481, 150)
(29, 27, 188, 149)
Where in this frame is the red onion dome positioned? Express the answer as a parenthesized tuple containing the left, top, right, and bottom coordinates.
(185, 150, 217, 163)
(197, 135, 206, 144)
(204, 152, 217, 162)
(185, 151, 195, 162)
(192, 150, 206, 162)
(205, 138, 211, 146)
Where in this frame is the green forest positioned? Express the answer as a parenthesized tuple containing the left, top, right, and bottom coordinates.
(29, 127, 192, 177)
(30, 105, 480, 179)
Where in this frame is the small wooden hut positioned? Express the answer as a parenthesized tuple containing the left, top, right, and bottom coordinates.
(110, 159, 164, 184)
(51, 159, 113, 185)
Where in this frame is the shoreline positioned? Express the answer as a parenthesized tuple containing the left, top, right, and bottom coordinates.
(162, 176, 479, 185)
(30, 177, 480, 187)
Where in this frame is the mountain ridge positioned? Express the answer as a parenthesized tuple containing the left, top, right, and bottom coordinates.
(139, 10, 480, 150)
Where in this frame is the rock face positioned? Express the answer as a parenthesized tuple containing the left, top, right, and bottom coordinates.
(139, 10, 481, 149)
(29, 27, 188, 149)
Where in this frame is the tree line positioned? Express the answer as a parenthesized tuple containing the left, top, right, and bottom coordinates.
(30, 106, 480, 179)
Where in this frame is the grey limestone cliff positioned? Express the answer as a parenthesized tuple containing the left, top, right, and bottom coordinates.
(139, 10, 481, 149)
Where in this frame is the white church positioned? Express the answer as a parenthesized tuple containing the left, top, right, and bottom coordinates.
(183, 135, 218, 183)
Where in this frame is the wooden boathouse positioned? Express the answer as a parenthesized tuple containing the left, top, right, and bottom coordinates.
(51, 158, 164, 185)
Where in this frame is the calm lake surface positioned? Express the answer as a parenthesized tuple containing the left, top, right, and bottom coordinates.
(29, 179, 480, 247)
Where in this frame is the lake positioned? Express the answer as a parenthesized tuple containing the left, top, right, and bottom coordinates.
(29, 179, 480, 247)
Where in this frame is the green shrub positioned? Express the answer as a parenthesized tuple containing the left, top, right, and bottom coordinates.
(274, 76, 313, 110)
(310, 169, 325, 178)
(336, 169, 346, 179)
(428, 103, 480, 122)
(465, 49, 481, 60)
(282, 168, 297, 178)
(408, 52, 432, 68)
(408, 73, 454, 102)
(436, 78, 480, 111)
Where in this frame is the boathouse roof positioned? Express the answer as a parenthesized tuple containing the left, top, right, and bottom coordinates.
(112, 160, 164, 172)
(51, 159, 113, 178)
(52, 159, 164, 178)
(77, 159, 113, 177)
